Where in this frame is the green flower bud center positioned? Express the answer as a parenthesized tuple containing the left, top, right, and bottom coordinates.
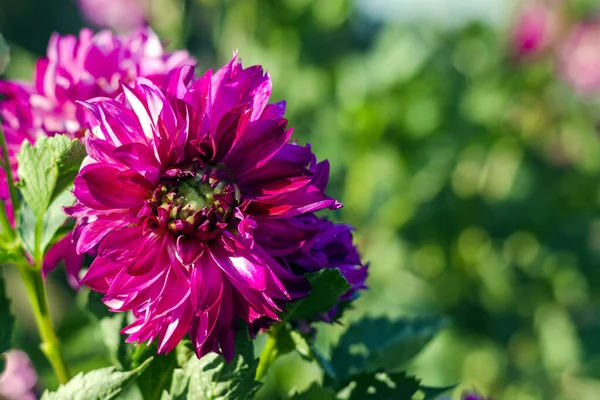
(158, 172, 241, 228)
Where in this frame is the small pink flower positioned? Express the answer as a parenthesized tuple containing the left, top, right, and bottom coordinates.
(77, 0, 149, 32)
(510, 1, 559, 59)
(0, 350, 38, 400)
(559, 19, 600, 95)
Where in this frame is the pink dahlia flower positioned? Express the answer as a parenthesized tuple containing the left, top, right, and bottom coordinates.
(78, 0, 149, 33)
(510, 1, 559, 59)
(0, 27, 194, 283)
(69, 57, 345, 360)
(0, 350, 38, 400)
(559, 19, 600, 95)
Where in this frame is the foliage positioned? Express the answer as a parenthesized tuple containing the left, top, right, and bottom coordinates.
(40, 357, 152, 400)
(161, 332, 262, 400)
(285, 269, 352, 321)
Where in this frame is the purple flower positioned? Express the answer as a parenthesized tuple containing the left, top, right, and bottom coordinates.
(0, 27, 194, 284)
(463, 391, 492, 400)
(69, 56, 346, 360)
(0, 350, 38, 400)
(77, 0, 149, 33)
(277, 215, 368, 322)
(510, 1, 559, 59)
(559, 19, 600, 95)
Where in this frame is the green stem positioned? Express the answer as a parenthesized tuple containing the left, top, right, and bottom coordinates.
(34, 217, 44, 267)
(0, 126, 19, 214)
(16, 263, 70, 384)
(255, 333, 277, 381)
(0, 198, 13, 239)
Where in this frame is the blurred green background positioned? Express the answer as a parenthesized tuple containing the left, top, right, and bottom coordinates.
(4, 0, 600, 399)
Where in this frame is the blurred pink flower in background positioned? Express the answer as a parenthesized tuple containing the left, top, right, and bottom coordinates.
(559, 19, 600, 95)
(77, 0, 149, 32)
(0, 351, 37, 400)
(511, 1, 559, 59)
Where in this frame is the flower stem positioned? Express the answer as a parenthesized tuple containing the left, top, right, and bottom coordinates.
(255, 333, 277, 381)
(0, 126, 19, 214)
(0, 198, 13, 240)
(16, 263, 70, 384)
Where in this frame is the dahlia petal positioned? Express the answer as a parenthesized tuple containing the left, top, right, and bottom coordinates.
(260, 101, 286, 120)
(81, 99, 146, 145)
(237, 143, 313, 184)
(213, 60, 270, 121)
(122, 84, 158, 142)
(209, 244, 267, 292)
(81, 256, 122, 292)
(76, 216, 130, 254)
(167, 65, 195, 99)
(191, 257, 224, 313)
(252, 217, 318, 256)
(212, 103, 251, 162)
(112, 142, 161, 182)
(100, 228, 166, 276)
(158, 302, 194, 353)
(42, 232, 84, 288)
(175, 235, 203, 265)
(224, 119, 291, 173)
(183, 72, 212, 141)
(193, 299, 222, 348)
(79, 165, 152, 208)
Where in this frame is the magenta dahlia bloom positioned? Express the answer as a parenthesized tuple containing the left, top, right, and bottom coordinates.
(0, 350, 38, 400)
(510, 1, 559, 59)
(0, 27, 194, 282)
(69, 56, 343, 360)
(559, 19, 600, 95)
(277, 215, 367, 322)
(77, 0, 149, 33)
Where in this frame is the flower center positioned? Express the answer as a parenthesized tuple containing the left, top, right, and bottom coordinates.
(150, 167, 241, 235)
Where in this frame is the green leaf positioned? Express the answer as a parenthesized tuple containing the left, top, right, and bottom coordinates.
(17, 139, 58, 218)
(343, 371, 420, 400)
(16, 135, 85, 218)
(82, 288, 131, 368)
(84, 289, 114, 320)
(41, 190, 75, 252)
(0, 33, 10, 75)
(99, 314, 129, 368)
(268, 323, 298, 359)
(40, 356, 152, 400)
(289, 330, 311, 359)
(0, 270, 15, 370)
(17, 202, 35, 256)
(16, 136, 85, 261)
(48, 135, 86, 203)
(132, 342, 178, 400)
(309, 344, 337, 381)
(290, 383, 336, 400)
(331, 316, 447, 381)
(161, 330, 261, 400)
(419, 384, 457, 400)
(286, 269, 351, 321)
